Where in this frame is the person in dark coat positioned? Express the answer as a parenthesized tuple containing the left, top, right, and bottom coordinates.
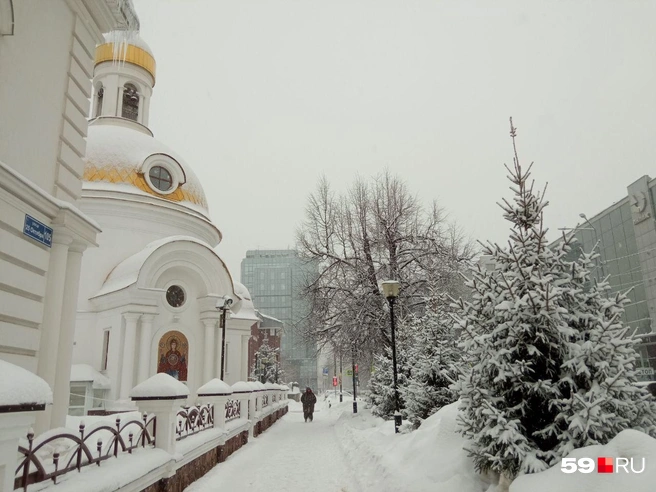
(301, 387, 317, 422)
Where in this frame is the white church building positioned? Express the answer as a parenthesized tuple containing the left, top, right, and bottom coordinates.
(69, 33, 259, 415)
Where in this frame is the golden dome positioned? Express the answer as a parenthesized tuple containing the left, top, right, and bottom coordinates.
(82, 122, 209, 216)
(95, 32, 156, 83)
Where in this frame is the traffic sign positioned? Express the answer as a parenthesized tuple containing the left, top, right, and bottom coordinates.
(637, 367, 655, 376)
(346, 369, 353, 377)
(323, 367, 329, 376)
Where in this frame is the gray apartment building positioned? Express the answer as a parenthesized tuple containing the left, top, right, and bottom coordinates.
(554, 175, 656, 381)
(241, 250, 318, 389)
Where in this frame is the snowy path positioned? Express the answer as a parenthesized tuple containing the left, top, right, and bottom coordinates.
(184, 399, 363, 492)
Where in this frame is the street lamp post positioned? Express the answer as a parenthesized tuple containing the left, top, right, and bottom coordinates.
(216, 296, 234, 381)
(381, 280, 402, 434)
(351, 342, 357, 414)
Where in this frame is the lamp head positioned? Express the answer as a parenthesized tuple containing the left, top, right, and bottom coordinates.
(216, 295, 234, 310)
(380, 280, 400, 299)
(579, 213, 587, 219)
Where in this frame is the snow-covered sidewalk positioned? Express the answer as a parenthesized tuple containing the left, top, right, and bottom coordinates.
(184, 398, 363, 492)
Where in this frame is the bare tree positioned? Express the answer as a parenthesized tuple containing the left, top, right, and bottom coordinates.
(297, 171, 473, 357)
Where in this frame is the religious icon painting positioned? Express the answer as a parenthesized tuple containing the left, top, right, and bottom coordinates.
(157, 330, 189, 381)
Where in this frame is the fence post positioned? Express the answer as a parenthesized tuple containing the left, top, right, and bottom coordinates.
(0, 361, 52, 492)
(197, 378, 232, 431)
(130, 373, 189, 455)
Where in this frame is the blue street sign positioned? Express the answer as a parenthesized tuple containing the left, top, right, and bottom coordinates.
(23, 215, 53, 248)
(322, 367, 329, 376)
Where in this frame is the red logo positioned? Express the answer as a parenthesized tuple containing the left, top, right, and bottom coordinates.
(597, 457, 614, 474)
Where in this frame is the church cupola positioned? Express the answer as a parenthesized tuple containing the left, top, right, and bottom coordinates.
(91, 31, 156, 130)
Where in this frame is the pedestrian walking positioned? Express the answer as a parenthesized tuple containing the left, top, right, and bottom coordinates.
(301, 387, 317, 422)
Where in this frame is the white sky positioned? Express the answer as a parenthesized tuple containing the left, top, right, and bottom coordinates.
(133, 0, 656, 278)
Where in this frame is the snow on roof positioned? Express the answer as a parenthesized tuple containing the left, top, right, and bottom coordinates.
(70, 364, 112, 390)
(0, 359, 53, 408)
(84, 123, 208, 214)
(233, 281, 251, 300)
(231, 381, 252, 393)
(102, 31, 153, 55)
(130, 373, 189, 400)
(197, 379, 232, 396)
(92, 235, 234, 298)
(263, 382, 276, 389)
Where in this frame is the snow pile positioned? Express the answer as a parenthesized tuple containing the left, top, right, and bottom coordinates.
(511, 429, 656, 492)
(130, 373, 189, 399)
(197, 378, 232, 396)
(0, 359, 52, 407)
(334, 401, 493, 492)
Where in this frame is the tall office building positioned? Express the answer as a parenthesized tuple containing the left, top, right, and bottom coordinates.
(554, 175, 656, 381)
(241, 250, 318, 389)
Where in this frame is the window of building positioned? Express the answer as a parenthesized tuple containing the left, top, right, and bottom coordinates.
(149, 166, 174, 192)
(101, 330, 110, 371)
(95, 85, 104, 117)
(69, 384, 87, 416)
(122, 83, 139, 121)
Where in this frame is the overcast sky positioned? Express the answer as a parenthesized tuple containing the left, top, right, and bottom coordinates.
(133, 0, 656, 279)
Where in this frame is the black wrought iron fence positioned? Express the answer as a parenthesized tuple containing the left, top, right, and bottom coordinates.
(225, 399, 241, 422)
(175, 404, 214, 441)
(15, 413, 155, 490)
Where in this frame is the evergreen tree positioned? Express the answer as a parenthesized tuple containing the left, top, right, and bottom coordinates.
(455, 119, 574, 478)
(402, 293, 461, 428)
(250, 335, 283, 383)
(554, 240, 656, 456)
(366, 347, 410, 419)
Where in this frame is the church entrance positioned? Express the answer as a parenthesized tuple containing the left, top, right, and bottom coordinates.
(157, 330, 189, 381)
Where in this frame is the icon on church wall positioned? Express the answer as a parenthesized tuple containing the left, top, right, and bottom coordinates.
(157, 331, 188, 381)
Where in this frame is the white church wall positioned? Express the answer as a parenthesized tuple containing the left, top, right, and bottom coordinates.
(0, 0, 72, 194)
(77, 199, 220, 312)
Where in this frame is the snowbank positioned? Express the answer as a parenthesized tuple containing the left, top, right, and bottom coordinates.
(333, 400, 493, 492)
(510, 429, 656, 492)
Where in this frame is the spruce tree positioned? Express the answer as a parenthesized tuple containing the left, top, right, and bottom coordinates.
(366, 344, 410, 419)
(250, 335, 283, 383)
(455, 119, 573, 478)
(402, 293, 460, 427)
(554, 238, 656, 456)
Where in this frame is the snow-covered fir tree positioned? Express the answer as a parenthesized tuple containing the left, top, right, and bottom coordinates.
(250, 335, 283, 383)
(455, 119, 656, 481)
(401, 293, 461, 428)
(366, 346, 410, 419)
(454, 120, 574, 478)
(554, 237, 656, 456)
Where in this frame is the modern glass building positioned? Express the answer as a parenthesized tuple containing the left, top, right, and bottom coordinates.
(554, 175, 656, 381)
(241, 250, 318, 389)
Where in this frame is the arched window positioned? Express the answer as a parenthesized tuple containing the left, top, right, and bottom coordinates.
(95, 85, 104, 117)
(122, 83, 139, 121)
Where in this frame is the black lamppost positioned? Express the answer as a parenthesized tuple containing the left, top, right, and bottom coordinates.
(216, 295, 233, 380)
(351, 341, 358, 414)
(381, 280, 402, 433)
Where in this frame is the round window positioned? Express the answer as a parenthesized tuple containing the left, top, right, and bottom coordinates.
(149, 166, 173, 192)
(166, 285, 186, 308)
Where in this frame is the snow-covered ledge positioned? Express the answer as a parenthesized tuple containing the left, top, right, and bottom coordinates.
(0, 360, 52, 492)
(231, 382, 253, 436)
(197, 378, 232, 430)
(130, 374, 189, 455)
